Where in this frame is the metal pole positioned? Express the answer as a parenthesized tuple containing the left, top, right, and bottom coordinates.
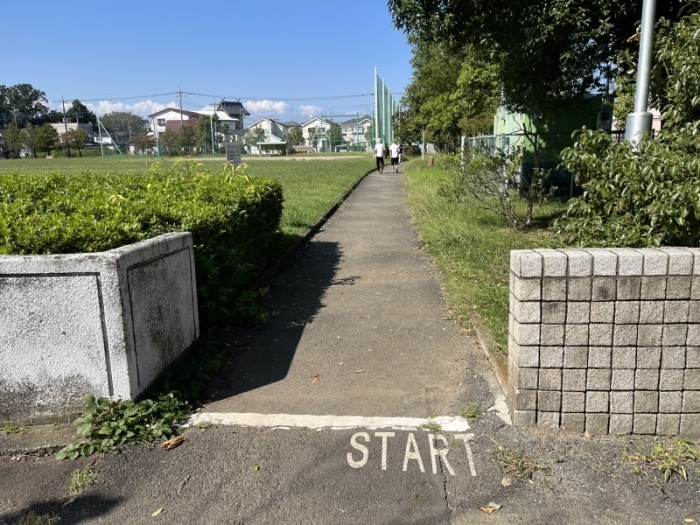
(625, 0, 657, 142)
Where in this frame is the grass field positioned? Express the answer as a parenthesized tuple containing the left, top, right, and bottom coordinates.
(0, 155, 374, 239)
(403, 157, 567, 352)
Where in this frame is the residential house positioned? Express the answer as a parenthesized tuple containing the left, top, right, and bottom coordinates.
(340, 114, 373, 150)
(245, 117, 299, 155)
(48, 122, 95, 143)
(148, 108, 201, 137)
(301, 117, 336, 152)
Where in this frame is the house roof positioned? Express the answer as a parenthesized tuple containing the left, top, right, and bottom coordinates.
(217, 100, 250, 117)
(148, 107, 200, 119)
(340, 115, 373, 126)
(301, 117, 337, 127)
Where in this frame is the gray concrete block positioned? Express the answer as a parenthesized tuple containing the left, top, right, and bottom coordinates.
(666, 276, 692, 300)
(560, 413, 585, 433)
(591, 302, 615, 323)
(686, 324, 700, 346)
(585, 413, 610, 434)
(540, 346, 564, 368)
(656, 414, 680, 436)
(636, 347, 662, 369)
(517, 345, 540, 368)
(637, 325, 663, 346)
(687, 347, 700, 368)
(565, 324, 589, 345)
(586, 391, 609, 413)
(563, 346, 588, 368)
(568, 278, 592, 301)
(635, 369, 660, 390)
(612, 347, 637, 369)
(587, 249, 618, 276)
(511, 275, 542, 301)
(589, 324, 614, 346)
(562, 392, 586, 412)
(512, 300, 541, 324)
(611, 369, 636, 391)
(633, 414, 658, 435)
(616, 248, 643, 276)
(662, 324, 688, 346)
(689, 301, 700, 323)
(610, 391, 634, 414)
(587, 369, 612, 391)
(513, 389, 538, 411)
(542, 278, 566, 301)
(613, 325, 638, 346)
(540, 324, 565, 346)
(592, 277, 617, 302)
(512, 410, 537, 427)
(691, 248, 700, 275)
(615, 301, 640, 324)
(659, 391, 683, 413)
(659, 369, 685, 391)
(566, 302, 590, 324)
(511, 320, 541, 346)
(609, 414, 634, 435)
(517, 368, 539, 390)
(537, 411, 561, 429)
(634, 391, 659, 413)
(539, 368, 562, 390)
(537, 249, 568, 277)
(692, 276, 700, 300)
(660, 247, 694, 275)
(588, 346, 612, 368)
(640, 276, 667, 300)
(664, 300, 689, 323)
(568, 250, 593, 277)
(642, 249, 669, 276)
(541, 301, 566, 324)
(686, 369, 700, 391)
(511, 250, 542, 278)
(618, 277, 642, 300)
(538, 391, 562, 412)
(680, 414, 700, 436)
(661, 347, 686, 369)
(640, 301, 664, 323)
(562, 369, 587, 391)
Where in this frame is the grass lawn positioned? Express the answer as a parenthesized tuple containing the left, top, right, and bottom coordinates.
(403, 157, 567, 352)
(0, 155, 374, 240)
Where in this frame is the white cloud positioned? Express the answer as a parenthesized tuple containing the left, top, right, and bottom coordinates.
(298, 105, 322, 120)
(87, 99, 176, 118)
(244, 99, 289, 115)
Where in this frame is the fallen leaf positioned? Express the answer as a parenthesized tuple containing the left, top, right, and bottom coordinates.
(501, 476, 512, 487)
(162, 436, 185, 450)
(253, 465, 260, 472)
(152, 508, 164, 517)
(355, 370, 365, 373)
(684, 520, 695, 523)
(310, 374, 320, 384)
(478, 502, 502, 515)
(583, 430, 592, 440)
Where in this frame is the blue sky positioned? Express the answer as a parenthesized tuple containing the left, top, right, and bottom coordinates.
(3, 0, 414, 124)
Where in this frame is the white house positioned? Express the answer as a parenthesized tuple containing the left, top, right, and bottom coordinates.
(245, 117, 300, 155)
(301, 117, 337, 151)
(148, 108, 201, 136)
(340, 115, 373, 149)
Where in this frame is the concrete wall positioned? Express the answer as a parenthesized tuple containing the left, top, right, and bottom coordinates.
(509, 248, 700, 436)
(0, 232, 199, 422)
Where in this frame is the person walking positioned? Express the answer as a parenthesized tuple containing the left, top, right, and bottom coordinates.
(389, 140, 400, 173)
(373, 138, 385, 173)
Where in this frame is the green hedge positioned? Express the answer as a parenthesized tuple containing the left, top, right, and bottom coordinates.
(0, 159, 283, 327)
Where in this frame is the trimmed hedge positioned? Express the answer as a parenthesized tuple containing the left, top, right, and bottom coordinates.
(0, 159, 284, 327)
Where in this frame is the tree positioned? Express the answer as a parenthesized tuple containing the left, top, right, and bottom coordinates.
(159, 129, 179, 155)
(1, 83, 48, 124)
(65, 99, 97, 128)
(244, 126, 267, 149)
(286, 125, 304, 146)
(100, 111, 147, 137)
(364, 123, 375, 144)
(4, 123, 24, 155)
(34, 124, 59, 156)
(329, 123, 343, 147)
(62, 128, 89, 156)
(195, 115, 218, 152)
(130, 132, 154, 155)
(389, 0, 685, 118)
(178, 126, 196, 154)
(23, 125, 38, 158)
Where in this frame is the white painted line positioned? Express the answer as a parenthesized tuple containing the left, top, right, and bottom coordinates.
(189, 412, 471, 432)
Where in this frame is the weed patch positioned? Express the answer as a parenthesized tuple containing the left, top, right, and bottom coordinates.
(68, 466, 98, 495)
(458, 404, 484, 421)
(624, 439, 700, 485)
(493, 444, 553, 481)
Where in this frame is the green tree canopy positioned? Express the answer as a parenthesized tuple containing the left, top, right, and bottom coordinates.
(285, 125, 304, 146)
(35, 123, 59, 156)
(62, 128, 89, 156)
(244, 126, 267, 147)
(65, 100, 97, 126)
(0, 83, 49, 125)
(100, 111, 147, 136)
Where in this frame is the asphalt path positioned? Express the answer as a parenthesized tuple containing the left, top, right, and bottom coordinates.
(2, 169, 698, 525)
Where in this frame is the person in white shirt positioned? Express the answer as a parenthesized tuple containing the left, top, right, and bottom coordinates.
(389, 140, 400, 172)
(373, 138, 385, 173)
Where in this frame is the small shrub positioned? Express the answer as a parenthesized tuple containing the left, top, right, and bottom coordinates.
(554, 128, 700, 247)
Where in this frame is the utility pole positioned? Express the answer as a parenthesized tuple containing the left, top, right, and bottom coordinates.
(178, 87, 184, 127)
(625, 0, 657, 143)
(62, 97, 71, 157)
